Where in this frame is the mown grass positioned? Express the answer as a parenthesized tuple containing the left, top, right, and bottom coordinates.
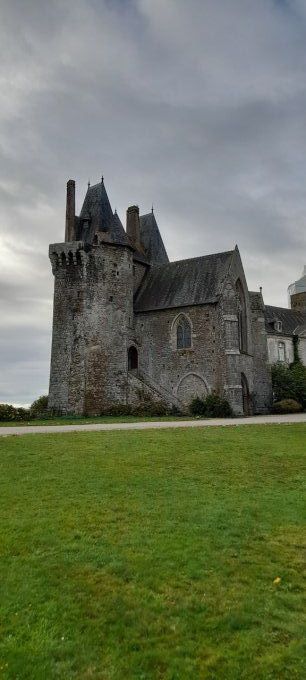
(0, 424, 305, 679)
(0, 415, 188, 427)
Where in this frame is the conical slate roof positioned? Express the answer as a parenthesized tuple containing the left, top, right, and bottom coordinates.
(112, 210, 129, 243)
(139, 212, 169, 265)
(78, 180, 128, 245)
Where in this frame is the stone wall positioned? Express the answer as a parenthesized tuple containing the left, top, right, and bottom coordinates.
(298, 336, 306, 365)
(250, 293, 272, 413)
(133, 260, 148, 294)
(49, 241, 133, 414)
(219, 249, 254, 414)
(134, 304, 222, 411)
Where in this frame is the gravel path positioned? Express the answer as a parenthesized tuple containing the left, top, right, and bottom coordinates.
(0, 413, 305, 436)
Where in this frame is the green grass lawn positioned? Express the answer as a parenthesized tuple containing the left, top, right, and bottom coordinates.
(0, 415, 189, 427)
(0, 425, 305, 679)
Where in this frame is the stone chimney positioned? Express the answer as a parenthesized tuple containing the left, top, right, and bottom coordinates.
(65, 179, 76, 242)
(126, 205, 141, 250)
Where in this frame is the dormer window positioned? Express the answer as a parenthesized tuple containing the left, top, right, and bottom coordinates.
(274, 320, 282, 333)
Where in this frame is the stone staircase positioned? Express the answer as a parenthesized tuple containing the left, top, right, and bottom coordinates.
(127, 370, 183, 410)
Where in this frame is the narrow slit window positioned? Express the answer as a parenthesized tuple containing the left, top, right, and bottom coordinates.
(128, 346, 138, 370)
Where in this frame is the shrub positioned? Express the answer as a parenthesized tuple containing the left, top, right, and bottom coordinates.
(189, 397, 206, 416)
(15, 407, 30, 421)
(271, 363, 297, 403)
(189, 394, 233, 418)
(99, 401, 174, 417)
(169, 404, 183, 417)
(100, 404, 132, 417)
(272, 399, 302, 414)
(204, 394, 233, 418)
(0, 404, 30, 421)
(133, 401, 170, 417)
(29, 395, 49, 419)
(271, 362, 306, 410)
(290, 362, 306, 410)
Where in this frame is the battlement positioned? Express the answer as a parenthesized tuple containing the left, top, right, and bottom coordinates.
(49, 241, 86, 273)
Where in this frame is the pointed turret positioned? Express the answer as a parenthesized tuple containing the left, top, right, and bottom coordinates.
(139, 211, 169, 265)
(78, 179, 128, 245)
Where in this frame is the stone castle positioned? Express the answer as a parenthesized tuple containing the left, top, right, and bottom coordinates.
(48, 178, 306, 416)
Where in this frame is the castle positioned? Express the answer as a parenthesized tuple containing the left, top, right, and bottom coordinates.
(48, 178, 306, 416)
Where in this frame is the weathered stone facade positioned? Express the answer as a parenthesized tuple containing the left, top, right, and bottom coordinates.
(48, 178, 303, 416)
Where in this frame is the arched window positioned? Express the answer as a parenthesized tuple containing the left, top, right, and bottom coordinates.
(236, 279, 247, 353)
(128, 346, 138, 370)
(278, 341, 286, 362)
(176, 315, 192, 349)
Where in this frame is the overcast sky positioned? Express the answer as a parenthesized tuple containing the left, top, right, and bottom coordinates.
(1, 0, 306, 405)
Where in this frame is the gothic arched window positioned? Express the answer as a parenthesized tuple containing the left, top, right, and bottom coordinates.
(236, 279, 247, 353)
(176, 315, 192, 349)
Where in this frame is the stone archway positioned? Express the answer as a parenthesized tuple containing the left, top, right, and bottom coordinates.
(176, 373, 208, 406)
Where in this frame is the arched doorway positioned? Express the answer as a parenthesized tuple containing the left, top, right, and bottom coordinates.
(128, 346, 138, 371)
(241, 373, 251, 415)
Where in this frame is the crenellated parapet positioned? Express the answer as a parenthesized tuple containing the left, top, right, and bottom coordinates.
(49, 241, 86, 274)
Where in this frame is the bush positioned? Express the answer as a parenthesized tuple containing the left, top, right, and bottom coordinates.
(290, 362, 306, 410)
(189, 397, 206, 416)
(29, 395, 49, 419)
(272, 399, 302, 414)
(189, 393, 233, 418)
(15, 407, 30, 421)
(99, 404, 132, 417)
(133, 401, 171, 417)
(272, 362, 306, 410)
(0, 404, 30, 421)
(204, 394, 233, 418)
(99, 401, 175, 417)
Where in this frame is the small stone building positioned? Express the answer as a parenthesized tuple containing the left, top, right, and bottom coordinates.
(48, 178, 305, 416)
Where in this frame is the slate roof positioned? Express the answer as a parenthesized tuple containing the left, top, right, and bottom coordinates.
(264, 305, 306, 336)
(78, 181, 128, 246)
(112, 210, 129, 244)
(134, 250, 234, 312)
(139, 212, 169, 265)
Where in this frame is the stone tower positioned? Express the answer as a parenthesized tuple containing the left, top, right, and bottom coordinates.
(48, 179, 134, 415)
(288, 266, 306, 311)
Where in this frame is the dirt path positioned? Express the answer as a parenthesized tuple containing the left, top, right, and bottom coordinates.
(0, 413, 305, 436)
